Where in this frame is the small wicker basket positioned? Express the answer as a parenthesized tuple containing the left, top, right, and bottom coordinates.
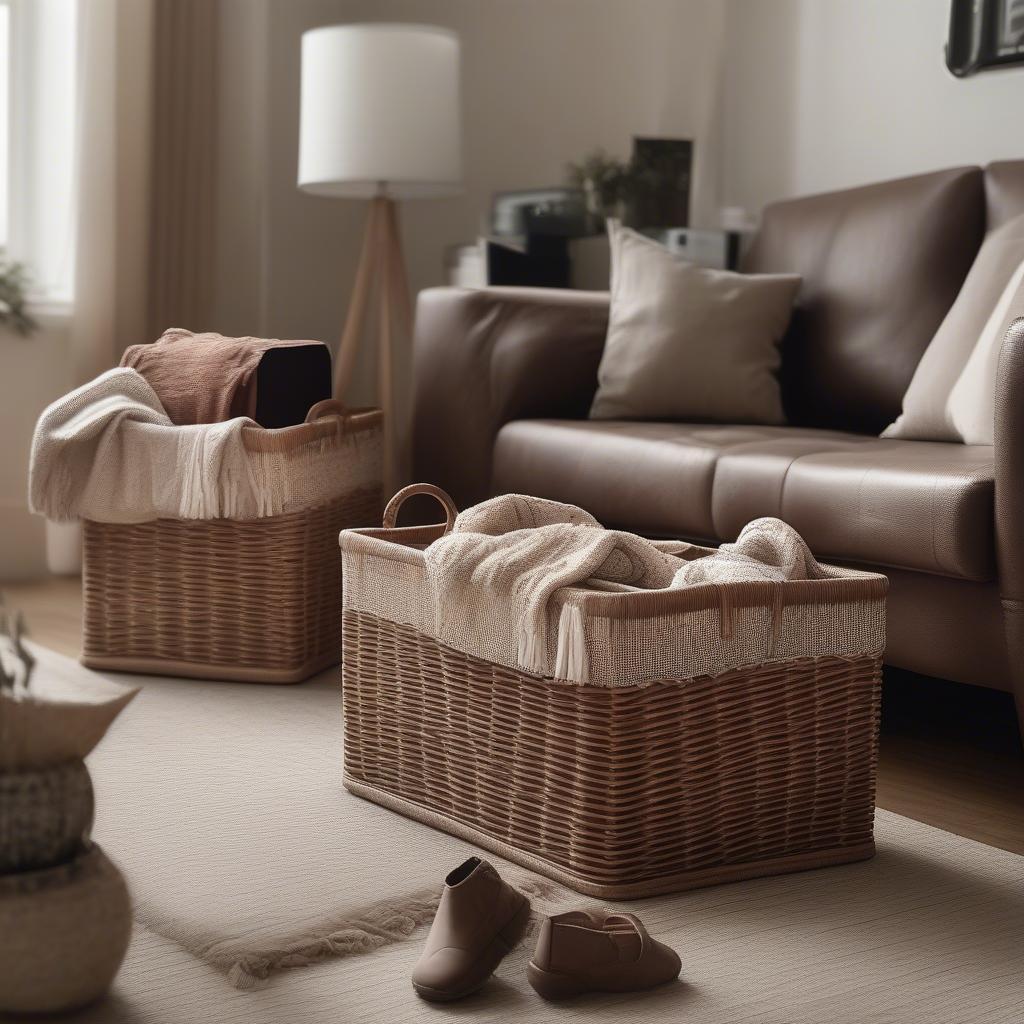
(82, 402, 382, 684)
(339, 484, 887, 898)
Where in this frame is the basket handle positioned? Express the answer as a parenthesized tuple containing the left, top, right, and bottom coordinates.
(305, 398, 350, 423)
(382, 483, 459, 533)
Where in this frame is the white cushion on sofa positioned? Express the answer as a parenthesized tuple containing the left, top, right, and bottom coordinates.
(883, 213, 1024, 445)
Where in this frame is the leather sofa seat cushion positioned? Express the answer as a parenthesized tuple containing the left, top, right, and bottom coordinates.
(493, 420, 844, 542)
(492, 419, 995, 581)
(715, 438, 995, 581)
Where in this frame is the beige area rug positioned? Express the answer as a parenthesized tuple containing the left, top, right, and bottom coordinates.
(26, 645, 1024, 1024)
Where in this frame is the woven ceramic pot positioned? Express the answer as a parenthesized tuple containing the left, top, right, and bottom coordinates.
(0, 842, 131, 1015)
(0, 761, 94, 872)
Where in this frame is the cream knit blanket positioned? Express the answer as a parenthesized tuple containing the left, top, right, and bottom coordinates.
(424, 494, 826, 679)
(673, 516, 827, 586)
(29, 368, 269, 524)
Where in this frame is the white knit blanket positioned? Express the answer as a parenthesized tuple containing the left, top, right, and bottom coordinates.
(424, 494, 826, 680)
(29, 369, 269, 524)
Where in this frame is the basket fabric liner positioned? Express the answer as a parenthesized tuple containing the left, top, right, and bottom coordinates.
(30, 367, 381, 524)
(341, 529, 886, 688)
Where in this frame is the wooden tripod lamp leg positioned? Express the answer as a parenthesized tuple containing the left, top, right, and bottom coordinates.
(334, 197, 388, 400)
(377, 199, 412, 493)
(334, 194, 412, 495)
(382, 197, 413, 332)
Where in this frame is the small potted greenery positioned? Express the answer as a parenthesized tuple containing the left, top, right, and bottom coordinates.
(565, 149, 635, 229)
(0, 261, 37, 336)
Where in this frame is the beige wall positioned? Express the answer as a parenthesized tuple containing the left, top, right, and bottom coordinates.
(0, 315, 73, 579)
(210, 0, 725, 408)
(722, 0, 1024, 214)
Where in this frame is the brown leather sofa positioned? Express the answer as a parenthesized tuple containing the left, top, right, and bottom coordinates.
(411, 162, 1024, 734)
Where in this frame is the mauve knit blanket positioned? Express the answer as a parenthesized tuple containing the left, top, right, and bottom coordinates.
(121, 328, 326, 425)
(423, 494, 826, 680)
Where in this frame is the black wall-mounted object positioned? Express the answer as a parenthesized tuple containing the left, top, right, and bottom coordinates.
(947, 0, 1024, 77)
(628, 138, 693, 229)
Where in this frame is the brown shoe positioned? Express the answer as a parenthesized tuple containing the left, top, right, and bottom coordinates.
(527, 910, 681, 1000)
(411, 856, 531, 1002)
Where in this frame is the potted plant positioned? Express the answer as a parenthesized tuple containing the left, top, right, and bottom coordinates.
(0, 261, 38, 337)
(0, 261, 80, 575)
(565, 149, 634, 230)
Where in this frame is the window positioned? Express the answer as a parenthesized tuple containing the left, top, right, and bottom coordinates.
(2, 0, 76, 304)
(0, 3, 9, 249)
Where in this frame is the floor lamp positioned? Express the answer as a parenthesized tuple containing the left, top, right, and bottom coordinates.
(298, 23, 462, 491)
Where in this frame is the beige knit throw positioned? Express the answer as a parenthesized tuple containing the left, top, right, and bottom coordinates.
(29, 368, 264, 523)
(424, 494, 826, 680)
(29, 368, 380, 524)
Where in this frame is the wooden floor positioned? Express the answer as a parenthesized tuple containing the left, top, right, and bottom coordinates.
(5, 577, 1023, 857)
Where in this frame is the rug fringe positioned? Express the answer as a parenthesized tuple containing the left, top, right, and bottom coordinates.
(214, 890, 441, 990)
(210, 872, 568, 990)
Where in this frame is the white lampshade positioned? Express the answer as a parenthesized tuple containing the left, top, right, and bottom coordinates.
(298, 23, 462, 200)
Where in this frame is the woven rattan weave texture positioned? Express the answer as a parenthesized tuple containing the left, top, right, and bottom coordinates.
(342, 609, 882, 898)
(83, 486, 381, 683)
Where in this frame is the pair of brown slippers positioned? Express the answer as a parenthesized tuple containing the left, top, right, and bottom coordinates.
(412, 856, 681, 1003)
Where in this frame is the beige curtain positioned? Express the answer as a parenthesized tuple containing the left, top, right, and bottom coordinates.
(72, 0, 219, 383)
(146, 0, 219, 340)
(71, 0, 154, 383)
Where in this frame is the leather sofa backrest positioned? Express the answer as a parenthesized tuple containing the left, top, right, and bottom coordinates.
(743, 167, 985, 434)
(985, 160, 1024, 232)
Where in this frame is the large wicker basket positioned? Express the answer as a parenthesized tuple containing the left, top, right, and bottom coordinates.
(339, 484, 887, 898)
(82, 402, 382, 684)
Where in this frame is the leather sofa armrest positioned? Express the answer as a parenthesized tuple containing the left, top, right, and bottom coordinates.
(995, 318, 1024, 727)
(996, 317, 1024, 602)
(411, 287, 609, 508)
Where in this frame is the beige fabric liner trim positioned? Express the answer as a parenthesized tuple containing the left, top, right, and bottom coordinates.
(340, 529, 887, 688)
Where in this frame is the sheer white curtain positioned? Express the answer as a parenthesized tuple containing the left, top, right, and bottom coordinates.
(71, 0, 153, 384)
(4, 0, 77, 302)
(146, 0, 218, 341)
(48, 0, 152, 575)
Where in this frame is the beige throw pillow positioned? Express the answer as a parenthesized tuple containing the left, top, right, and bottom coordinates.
(589, 222, 800, 423)
(883, 213, 1024, 444)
